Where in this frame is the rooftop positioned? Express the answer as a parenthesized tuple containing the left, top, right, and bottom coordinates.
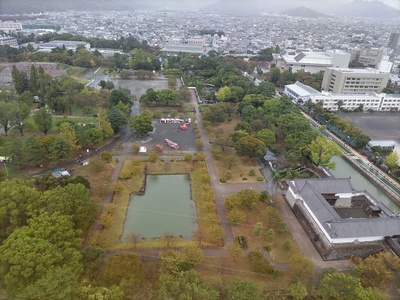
(287, 178, 400, 240)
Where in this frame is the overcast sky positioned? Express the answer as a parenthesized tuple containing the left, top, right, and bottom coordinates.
(160, 0, 400, 10)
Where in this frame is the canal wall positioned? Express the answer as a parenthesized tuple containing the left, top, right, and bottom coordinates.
(341, 154, 400, 205)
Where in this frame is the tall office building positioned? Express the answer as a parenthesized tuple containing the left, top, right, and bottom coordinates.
(321, 67, 389, 94)
(388, 33, 400, 50)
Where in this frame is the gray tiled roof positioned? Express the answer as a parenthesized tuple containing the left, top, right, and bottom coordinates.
(288, 178, 400, 239)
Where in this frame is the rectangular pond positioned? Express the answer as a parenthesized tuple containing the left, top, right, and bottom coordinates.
(121, 174, 197, 241)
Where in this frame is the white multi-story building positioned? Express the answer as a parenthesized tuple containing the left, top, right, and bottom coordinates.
(284, 81, 400, 112)
(321, 67, 390, 94)
(0, 37, 18, 47)
(273, 49, 351, 74)
(0, 21, 22, 32)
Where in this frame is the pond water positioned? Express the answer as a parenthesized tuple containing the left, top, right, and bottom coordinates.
(121, 174, 197, 241)
(329, 156, 400, 213)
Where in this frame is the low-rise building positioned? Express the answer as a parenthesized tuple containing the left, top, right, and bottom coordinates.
(273, 49, 350, 74)
(0, 37, 18, 47)
(0, 21, 22, 32)
(284, 81, 400, 112)
(285, 178, 400, 260)
(38, 40, 90, 51)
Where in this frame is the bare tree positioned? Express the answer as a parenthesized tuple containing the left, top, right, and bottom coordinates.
(163, 231, 176, 248)
(193, 227, 205, 246)
(126, 231, 143, 249)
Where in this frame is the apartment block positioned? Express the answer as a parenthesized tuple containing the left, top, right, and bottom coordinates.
(321, 67, 389, 94)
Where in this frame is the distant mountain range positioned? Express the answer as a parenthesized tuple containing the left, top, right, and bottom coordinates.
(281, 6, 329, 18)
(201, 0, 400, 19)
(0, 0, 399, 19)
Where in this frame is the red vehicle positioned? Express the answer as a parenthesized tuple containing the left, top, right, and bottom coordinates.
(165, 138, 179, 150)
(179, 124, 188, 130)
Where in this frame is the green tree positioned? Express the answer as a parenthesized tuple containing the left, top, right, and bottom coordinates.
(225, 279, 262, 300)
(289, 255, 313, 280)
(0, 101, 12, 136)
(309, 135, 341, 169)
(0, 179, 41, 241)
(11, 65, 29, 94)
(318, 271, 380, 300)
(247, 251, 274, 274)
(23, 135, 47, 166)
(108, 89, 131, 107)
(358, 252, 400, 288)
(216, 86, 232, 102)
(157, 270, 219, 300)
(230, 130, 249, 143)
(107, 106, 127, 133)
(235, 136, 267, 157)
(85, 127, 103, 146)
(385, 151, 399, 173)
(98, 80, 106, 89)
(105, 80, 115, 91)
(49, 136, 72, 161)
(59, 122, 79, 150)
(16, 266, 79, 300)
(265, 228, 276, 243)
(129, 114, 153, 138)
(98, 108, 114, 139)
(241, 105, 257, 122)
(255, 129, 276, 146)
(156, 89, 178, 106)
(0, 213, 82, 296)
(119, 70, 133, 79)
(286, 281, 308, 300)
(33, 108, 52, 135)
(29, 65, 39, 95)
(203, 105, 225, 124)
(40, 183, 97, 233)
(9, 101, 30, 136)
(257, 81, 276, 97)
(252, 222, 264, 236)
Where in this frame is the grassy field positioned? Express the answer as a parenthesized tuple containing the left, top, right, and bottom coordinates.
(18, 115, 97, 135)
(231, 198, 301, 263)
(206, 115, 263, 183)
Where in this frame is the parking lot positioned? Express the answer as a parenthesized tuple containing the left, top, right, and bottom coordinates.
(144, 121, 197, 153)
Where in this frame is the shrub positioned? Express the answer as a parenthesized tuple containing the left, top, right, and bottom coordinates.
(211, 145, 223, 160)
(196, 139, 203, 149)
(248, 169, 256, 177)
(101, 151, 112, 162)
(219, 178, 226, 183)
(119, 168, 133, 179)
(257, 176, 264, 182)
(184, 154, 193, 162)
(225, 171, 232, 180)
(132, 144, 140, 153)
(148, 153, 159, 162)
(263, 244, 271, 251)
(247, 251, 274, 274)
(227, 209, 246, 224)
(224, 195, 239, 211)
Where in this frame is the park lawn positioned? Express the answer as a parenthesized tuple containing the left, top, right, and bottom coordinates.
(231, 200, 301, 264)
(204, 115, 263, 182)
(57, 63, 87, 77)
(195, 256, 292, 294)
(96, 159, 220, 250)
(73, 160, 116, 205)
(214, 147, 263, 183)
(23, 115, 97, 135)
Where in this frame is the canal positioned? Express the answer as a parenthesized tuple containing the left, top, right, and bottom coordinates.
(121, 174, 197, 241)
(329, 156, 400, 213)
